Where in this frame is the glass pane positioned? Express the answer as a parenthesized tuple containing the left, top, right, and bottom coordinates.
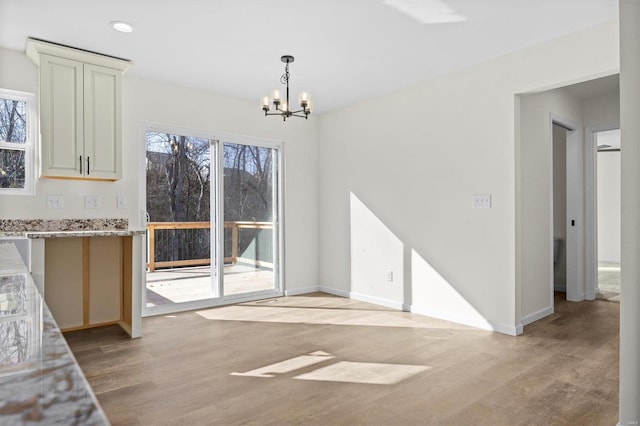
(223, 142, 277, 296)
(0, 149, 25, 189)
(0, 98, 27, 144)
(144, 131, 214, 310)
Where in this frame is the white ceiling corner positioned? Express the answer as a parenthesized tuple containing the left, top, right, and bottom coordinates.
(0, 0, 618, 113)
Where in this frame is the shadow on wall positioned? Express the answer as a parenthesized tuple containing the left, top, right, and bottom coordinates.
(349, 192, 495, 333)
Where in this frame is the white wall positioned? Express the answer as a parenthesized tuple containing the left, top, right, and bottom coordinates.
(584, 91, 621, 127)
(619, 1, 640, 421)
(598, 149, 621, 263)
(0, 46, 319, 293)
(318, 21, 618, 335)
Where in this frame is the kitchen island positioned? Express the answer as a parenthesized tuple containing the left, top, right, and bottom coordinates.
(0, 242, 109, 425)
(0, 218, 145, 338)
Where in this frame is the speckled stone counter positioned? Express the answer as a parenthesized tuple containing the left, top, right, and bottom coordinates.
(0, 243, 109, 425)
(0, 218, 144, 238)
(25, 230, 145, 238)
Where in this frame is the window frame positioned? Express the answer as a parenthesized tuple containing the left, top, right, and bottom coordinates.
(0, 88, 37, 195)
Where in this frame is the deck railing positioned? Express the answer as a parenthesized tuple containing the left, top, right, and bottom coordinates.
(146, 221, 273, 272)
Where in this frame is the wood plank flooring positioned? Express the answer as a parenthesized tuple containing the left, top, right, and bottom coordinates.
(65, 292, 619, 425)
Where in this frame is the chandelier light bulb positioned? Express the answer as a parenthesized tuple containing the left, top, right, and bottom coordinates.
(271, 89, 281, 102)
(261, 96, 271, 111)
(298, 92, 310, 107)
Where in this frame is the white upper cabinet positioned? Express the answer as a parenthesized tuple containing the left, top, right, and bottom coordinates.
(26, 38, 130, 180)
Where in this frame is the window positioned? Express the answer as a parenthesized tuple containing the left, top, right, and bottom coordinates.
(0, 89, 36, 195)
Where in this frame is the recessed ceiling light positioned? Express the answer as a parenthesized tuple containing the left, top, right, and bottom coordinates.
(110, 21, 133, 33)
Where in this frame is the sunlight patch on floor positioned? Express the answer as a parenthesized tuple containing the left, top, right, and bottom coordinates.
(231, 351, 429, 385)
(231, 351, 334, 378)
(196, 295, 476, 331)
(294, 361, 430, 385)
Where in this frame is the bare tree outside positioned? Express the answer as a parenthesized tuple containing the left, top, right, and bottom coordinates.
(223, 143, 275, 264)
(146, 132, 211, 264)
(146, 133, 276, 267)
(0, 97, 27, 189)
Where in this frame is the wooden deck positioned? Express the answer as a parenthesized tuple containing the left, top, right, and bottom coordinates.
(145, 264, 274, 307)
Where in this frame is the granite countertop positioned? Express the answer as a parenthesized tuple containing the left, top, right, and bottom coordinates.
(0, 218, 145, 238)
(25, 229, 146, 238)
(0, 243, 109, 425)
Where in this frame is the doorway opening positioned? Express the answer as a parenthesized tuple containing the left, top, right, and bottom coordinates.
(595, 129, 621, 302)
(552, 119, 582, 302)
(552, 123, 568, 295)
(143, 125, 283, 316)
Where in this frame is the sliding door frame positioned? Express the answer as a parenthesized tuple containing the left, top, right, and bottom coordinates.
(140, 122, 285, 316)
(212, 131, 285, 304)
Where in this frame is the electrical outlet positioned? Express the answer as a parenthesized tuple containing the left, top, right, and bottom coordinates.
(472, 194, 491, 209)
(46, 195, 64, 209)
(84, 195, 100, 209)
(386, 269, 394, 282)
(117, 196, 127, 209)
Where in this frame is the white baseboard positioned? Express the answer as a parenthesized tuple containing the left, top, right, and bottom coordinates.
(285, 286, 321, 296)
(318, 285, 350, 298)
(410, 304, 521, 336)
(349, 292, 404, 310)
(317, 286, 403, 310)
(521, 306, 553, 326)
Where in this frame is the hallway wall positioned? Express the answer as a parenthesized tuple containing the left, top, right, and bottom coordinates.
(598, 147, 621, 263)
(318, 21, 618, 335)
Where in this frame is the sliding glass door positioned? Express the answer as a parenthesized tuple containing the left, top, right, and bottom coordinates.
(220, 141, 279, 299)
(144, 125, 282, 315)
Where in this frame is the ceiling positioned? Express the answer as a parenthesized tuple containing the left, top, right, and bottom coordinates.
(0, 0, 618, 113)
(565, 74, 620, 101)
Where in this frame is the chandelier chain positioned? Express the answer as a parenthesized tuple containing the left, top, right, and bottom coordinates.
(280, 63, 290, 85)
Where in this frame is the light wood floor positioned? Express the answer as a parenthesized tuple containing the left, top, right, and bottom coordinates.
(597, 262, 621, 303)
(65, 292, 619, 425)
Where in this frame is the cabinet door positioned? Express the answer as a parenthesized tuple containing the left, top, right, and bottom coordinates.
(83, 64, 122, 180)
(39, 54, 84, 178)
(44, 238, 84, 329)
(88, 237, 122, 324)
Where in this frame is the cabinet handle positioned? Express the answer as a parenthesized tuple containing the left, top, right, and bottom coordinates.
(79, 155, 83, 174)
(87, 157, 90, 175)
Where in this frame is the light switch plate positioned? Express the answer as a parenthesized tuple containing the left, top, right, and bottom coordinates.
(46, 195, 64, 209)
(84, 195, 100, 209)
(472, 194, 491, 209)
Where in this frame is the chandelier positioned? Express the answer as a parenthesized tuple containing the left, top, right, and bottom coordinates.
(261, 55, 311, 121)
